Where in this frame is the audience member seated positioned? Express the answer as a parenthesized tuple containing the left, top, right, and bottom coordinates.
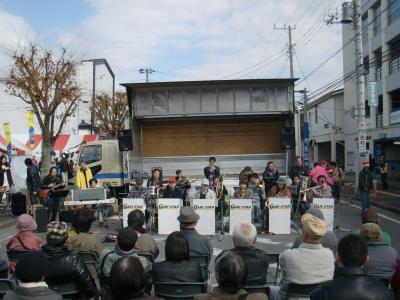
(68, 208, 103, 256)
(216, 223, 269, 286)
(360, 223, 397, 282)
(99, 227, 150, 277)
(179, 207, 213, 263)
(193, 252, 267, 300)
(7, 214, 44, 272)
(110, 256, 161, 300)
(128, 210, 159, 258)
(41, 222, 97, 299)
(271, 213, 334, 299)
(311, 234, 394, 300)
(292, 207, 338, 254)
(352, 208, 392, 246)
(152, 231, 205, 283)
(3, 251, 62, 300)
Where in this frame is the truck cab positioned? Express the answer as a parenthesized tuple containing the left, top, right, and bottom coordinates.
(77, 140, 127, 196)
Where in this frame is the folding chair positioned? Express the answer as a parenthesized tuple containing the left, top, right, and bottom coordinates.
(154, 281, 207, 300)
(78, 251, 99, 278)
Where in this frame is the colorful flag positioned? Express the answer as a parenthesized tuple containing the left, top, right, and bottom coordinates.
(3, 123, 11, 163)
(27, 111, 35, 148)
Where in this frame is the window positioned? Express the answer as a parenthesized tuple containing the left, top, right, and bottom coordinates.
(315, 106, 318, 124)
(362, 14, 368, 44)
(374, 49, 382, 80)
(390, 89, 400, 111)
(389, 0, 400, 24)
(363, 56, 370, 83)
(389, 40, 400, 74)
(365, 100, 371, 118)
(79, 145, 102, 165)
(373, 3, 381, 36)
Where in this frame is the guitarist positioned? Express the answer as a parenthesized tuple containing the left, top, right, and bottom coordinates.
(41, 167, 65, 222)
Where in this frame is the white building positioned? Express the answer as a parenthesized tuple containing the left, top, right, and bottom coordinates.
(342, 0, 400, 180)
(302, 89, 345, 168)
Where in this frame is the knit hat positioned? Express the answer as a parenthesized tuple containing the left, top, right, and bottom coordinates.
(178, 207, 200, 224)
(46, 221, 68, 242)
(276, 176, 286, 185)
(306, 207, 325, 221)
(360, 223, 382, 241)
(15, 252, 49, 283)
(301, 213, 327, 239)
(16, 214, 37, 232)
(362, 160, 370, 167)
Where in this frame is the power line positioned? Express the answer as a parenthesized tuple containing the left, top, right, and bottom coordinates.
(294, 50, 311, 91)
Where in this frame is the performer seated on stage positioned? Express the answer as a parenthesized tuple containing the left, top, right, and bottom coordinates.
(233, 180, 254, 199)
(175, 170, 191, 201)
(163, 178, 183, 199)
(146, 168, 162, 189)
(128, 178, 147, 198)
(290, 175, 304, 218)
(211, 176, 228, 217)
(75, 161, 93, 189)
(267, 176, 292, 198)
(89, 178, 98, 188)
(195, 179, 216, 200)
(307, 174, 332, 201)
(41, 167, 66, 222)
(249, 173, 266, 224)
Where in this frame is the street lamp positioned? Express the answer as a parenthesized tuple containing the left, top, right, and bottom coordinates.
(81, 58, 115, 134)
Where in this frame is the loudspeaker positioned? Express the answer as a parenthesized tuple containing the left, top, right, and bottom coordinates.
(117, 129, 133, 151)
(281, 127, 295, 148)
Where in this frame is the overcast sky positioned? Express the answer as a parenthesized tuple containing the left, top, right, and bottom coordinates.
(0, 0, 344, 133)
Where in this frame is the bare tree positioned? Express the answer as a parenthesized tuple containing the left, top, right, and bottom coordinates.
(4, 44, 81, 174)
(92, 91, 128, 138)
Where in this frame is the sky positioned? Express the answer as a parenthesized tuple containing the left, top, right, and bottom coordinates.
(0, 0, 344, 133)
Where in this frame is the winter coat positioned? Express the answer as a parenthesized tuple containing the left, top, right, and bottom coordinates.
(358, 169, 373, 192)
(162, 186, 183, 199)
(0, 163, 13, 187)
(289, 165, 308, 179)
(41, 244, 97, 299)
(203, 166, 220, 182)
(75, 168, 93, 189)
(135, 232, 160, 258)
(3, 285, 62, 300)
(311, 267, 395, 300)
(233, 188, 254, 199)
(68, 233, 103, 257)
(262, 167, 279, 194)
(364, 240, 398, 281)
(26, 165, 41, 192)
(267, 185, 292, 198)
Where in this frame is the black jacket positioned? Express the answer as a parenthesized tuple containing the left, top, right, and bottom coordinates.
(311, 267, 394, 300)
(358, 169, 373, 192)
(26, 165, 41, 191)
(0, 163, 13, 187)
(41, 245, 97, 298)
(216, 246, 269, 286)
(3, 286, 62, 300)
(152, 260, 205, 283)
(163, 186, 183, 199)
(262, 168, 279, 194)
(289, 165, 308, 179)
(41, 175, 63, 190)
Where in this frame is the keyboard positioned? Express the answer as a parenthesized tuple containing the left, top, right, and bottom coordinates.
(63, 199, 116, 206)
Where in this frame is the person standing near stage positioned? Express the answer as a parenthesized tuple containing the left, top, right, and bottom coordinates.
(25, 158, 41, 211)
(203, 157, 220, 186)
(41, 167, 65, 222)
(262, 161, 279, 195)
(289, 156, 308, 179)
(212, 176, 228, 217)
(358, 160, 373, 211)
(0, 155, 13, 202)
(59, 154, 69, 185)
(75, 161, 93, 189)
(379, 156, 389, 190)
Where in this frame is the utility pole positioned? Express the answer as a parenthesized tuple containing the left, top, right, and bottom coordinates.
(302, 88, 309, 169)
(354, 0, 366, 191)
(139, 68, 155, 82)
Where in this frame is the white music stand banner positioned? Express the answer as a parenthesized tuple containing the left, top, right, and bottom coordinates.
(193, 199, 215, 235)
(122, 198, 146, 227)
(229, 198, 252, 235)
(158, 198, 182, 235)
(312, 198, 334, 231)
(268, 197, 291, 234)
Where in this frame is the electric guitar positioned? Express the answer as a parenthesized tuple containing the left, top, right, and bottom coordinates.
(38, 183, 66, 200)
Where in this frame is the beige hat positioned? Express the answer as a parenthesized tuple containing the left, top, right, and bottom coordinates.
(301, 213, 327, 240)
(360, 223, 382, 241)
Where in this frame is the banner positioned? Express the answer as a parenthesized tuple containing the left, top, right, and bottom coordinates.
(229, 198, 252, 234)
(27, 111, 35, 148)
(122, 198, 146, 227)
(312, 198, 334, 231)
(269, 197, 291, 234)
(158, 198, 182, 235)
(193, 198, 215, 235)
(3, 123, 12, 163)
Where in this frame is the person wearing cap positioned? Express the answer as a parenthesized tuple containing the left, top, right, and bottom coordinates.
(195, 178, 216, 200)
(271, 213, 334, 299)
(203, 157, 220, 186)
(360, 223, 397, 282)
(267, 176, 292, 198)
(359, 160, 373, 210)
(311, 234, 395, 300)
(3, 252, 62, 300)
(163, 178, 183, 199)
(179, 207, 213, 263)
(7, 214, 44, 273)
(352, 208, 392, 246)
(128, 177, 147, 198)
(41, 221, 97, 299)
(307, 174, 332, 201)
(292, 207, 338, 255)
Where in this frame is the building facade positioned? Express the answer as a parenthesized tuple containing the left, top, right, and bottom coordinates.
(342, 0, 400, 180)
